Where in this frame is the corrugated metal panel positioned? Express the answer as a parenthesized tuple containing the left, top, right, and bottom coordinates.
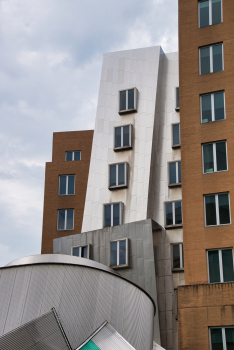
(0, 309, 70, 350)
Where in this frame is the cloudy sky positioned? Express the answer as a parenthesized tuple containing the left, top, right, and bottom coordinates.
(0, 0, 178, 266)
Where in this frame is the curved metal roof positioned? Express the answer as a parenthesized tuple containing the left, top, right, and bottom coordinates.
(2, 254, 156, 314)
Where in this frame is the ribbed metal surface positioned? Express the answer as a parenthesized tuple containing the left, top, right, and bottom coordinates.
(0, 258, 154, 350)
(0, 310, 69, 350)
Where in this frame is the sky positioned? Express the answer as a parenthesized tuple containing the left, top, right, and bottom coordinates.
(0, 0, 178, 266)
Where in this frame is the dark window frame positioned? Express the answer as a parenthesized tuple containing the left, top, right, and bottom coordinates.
(198, 0, 223, 28)
(171, 243, 184, 272)
(113, 124, 133, 151)
(108, 162, 128, 190)
(207, 248, 234, 283)
(72, 244, 90, 259)
(57, 209, 74, 231)
(165, 201, 183, 229)
(199, 43, 224, 75)
(172, 123, 181, 149)
(204, 192, 231, 227)
(168, 161, 182, 187)
(202, 140, 228, 174)
(118, 88, 138, 114)
(109, 238, 129, 269)
(200, 90, 225, 123)
(58, 175, 75, 195)
(65, 151, 81, 161)
(103, 202, 123, 228)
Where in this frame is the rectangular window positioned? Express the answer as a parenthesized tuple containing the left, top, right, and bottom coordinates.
(57, 209, 74, 230)
(119, 88, 137, 114)
(202, 141, 227, 173)
(104, 203, 122, 227)
(204, 193, 230, 226)
(169, 161, 181, 186)
(114, 124, 132, 150)
(201, 91, 225, 123)
(172, 243, 184, 270)
(199, 0, 222, 28)
(176, 87, 180, 110)
(109, 163, 128, 189)
(172, 123, 180, 148)
(165, 201, 182, 227)
(65, 151, 81, 161)
(210, 327, 234, 350)
(199, 43, 223, 75)
(72, 245, 90, 259)
(208, 249, 234, 283)
(109, 239, 129, 268)
(59, 175, 75, 195)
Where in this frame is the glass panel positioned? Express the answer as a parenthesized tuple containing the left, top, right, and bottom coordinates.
(214, 92, 225, 121)
(208, 251, 221, 283)
(203, 144, 214, 173)
(68, 175, 75, 195)
(175, 202, 182, 225)
(169, 162, 177, 184)
(123, 125, 130, 147)
(173, 244, 180, 269)
(182, 245, 184, 268)
(66, 209, 74, 229)
(110, 241, 117, 266)
(176, 87, 179, 108)
(120, 90, 126, 111)
(118, 163, 125, 186)
(65, 151, 73, 161)
(81, 246, 88, 259)
(218, 193, 230, 224)
(74, 151, 81, 160)
(59, 176, 67, 195)
(205, 195, 217, 226)
(166, 203, 173, 226)
(128, 89, 134, 110)
(172, 124, 180, 146)
(104, 205, 111, 227)
(201, 94, 212, 123)
(110, 165, 116, 187)
(119, 240, 126, 265)
(216, 142, 227, 171)
(226, 328, 234, 350)
(178, 162, 181, 183)
(212, 0, 222, 25)
(73, 247, 80, 257)
(115, 127, 121, 148)
(210, 328, 223, 350)
(222, 249, 234, 282)
(200, 47, 210, 75)
(58, 210, 65, 230)
(199, 0, 210, 28)
(213, 44, 223, 73)
(113, 203, 120, 226)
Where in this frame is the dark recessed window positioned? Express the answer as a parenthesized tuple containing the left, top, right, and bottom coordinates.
(201, 91, 225, 123)
(110, 239, 128, 268)
(210, 328, 234, 350)
(72, 245, 89, 259)
(65, 151, 81, 161)
(59, 175, 75, 195)
(202, 141, 227, 173)
(165, 201, 182, 227)
(176, 87, 180, 110)
(208, 249, 234, 283)
(169, 161, 181, 186)
(200, 43, 223, 75)
(172, 124, 180, 148)
(172, 243, 184, 270)
(199, 0, 222, 28)
(57, 209, 74, 230)
(114, 125, 132, 150)
(119, 88, 137, 114)
(205, 193, 230, 226)
(109, 163, 128, 189)
(104, 203, 122, 227)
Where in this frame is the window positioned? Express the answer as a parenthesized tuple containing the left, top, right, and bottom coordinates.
(65, 151, 81, 161)
(201, 91, 225, 123)
(199, 0, 222, 28)
(109, 163, 128, 189)
(114, 124, 132, 151)
(208, 249, 234, 283)
(199, 43, 223, 75)
(109, 239, 129, 268)
(72, 245, 90, 259)
(169, 161, 181, 186)
(204, 193, 230, 226)
(104, 203, 123, 227)
(57, 209, 74, 230)
(176, 87, 180, 110)
(172, 124, 180, 148)
(59, 175, 75, 195)
(119, 88, 137, 114)
(210, 327, 234, 350)
(202, 141, 227, 173)
(172, 243, 184, 270)
(165, 201, 182, 228)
